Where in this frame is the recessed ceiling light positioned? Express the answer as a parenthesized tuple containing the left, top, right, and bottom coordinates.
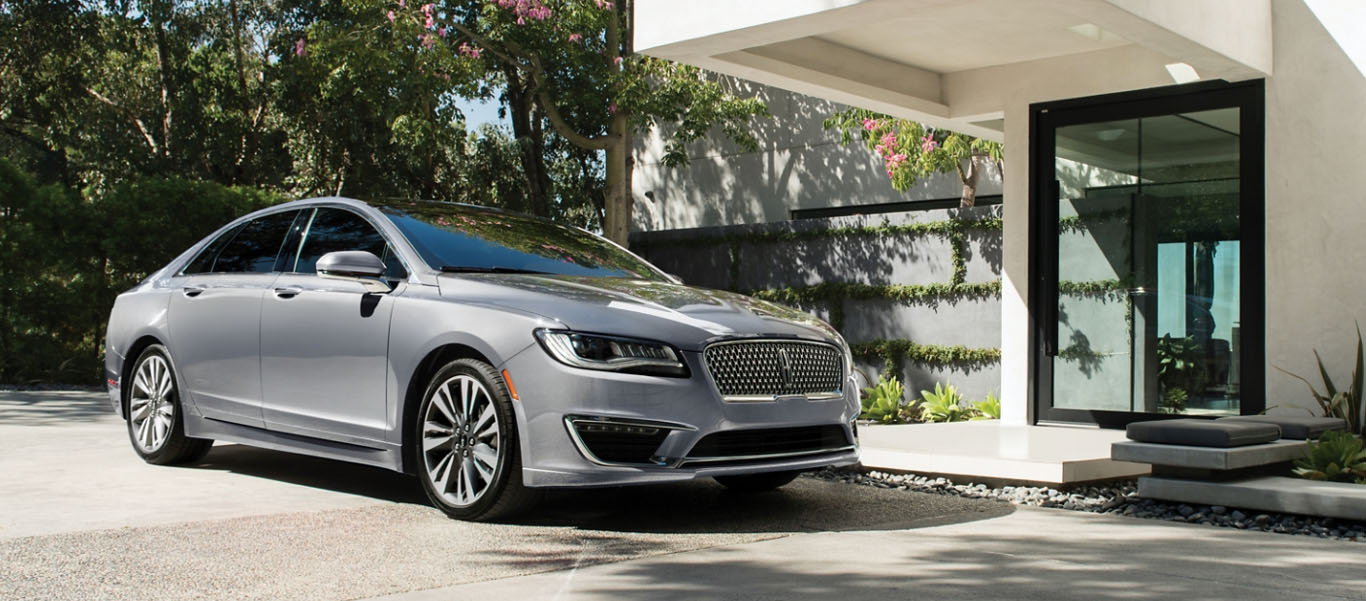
(1165, 62, 1201, 84)
(1067, 23, 1124, 42)
(1097, 128, 1126, 142)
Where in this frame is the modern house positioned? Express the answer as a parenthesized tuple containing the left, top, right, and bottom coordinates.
(631, 0, 1366, 431)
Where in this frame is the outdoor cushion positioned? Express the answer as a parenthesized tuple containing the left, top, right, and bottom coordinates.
(1125, 418, 1281, 448)
(1216, 415, 1348, 440)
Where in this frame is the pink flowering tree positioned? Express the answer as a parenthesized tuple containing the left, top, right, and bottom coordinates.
(824, 108, 1003, 208)
(372, 0, 767, 245)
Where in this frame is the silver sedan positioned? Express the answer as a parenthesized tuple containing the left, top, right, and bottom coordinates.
(104, 198, 860, 520)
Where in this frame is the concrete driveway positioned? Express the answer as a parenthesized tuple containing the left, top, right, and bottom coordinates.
(2, 390, 1364, 601)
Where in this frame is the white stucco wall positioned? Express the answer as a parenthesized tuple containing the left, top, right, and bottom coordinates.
(631, 78, 1002, 231)
(1263, 0, 1366, 415)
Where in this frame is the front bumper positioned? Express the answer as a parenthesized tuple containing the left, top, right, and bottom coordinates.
(501, 344, 861, 488)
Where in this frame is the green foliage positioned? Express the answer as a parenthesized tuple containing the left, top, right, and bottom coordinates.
(749, 281, 1001, 306)
(1275, 323, 1365, 435)
(850, 340, 1001, 383)
(971, 393, 1001, 421)
(919, 382, 973, 423)
(824, 108, 1003, 207)
(1293, 431, 1366, 483)
(0, 160, 280, 384)
(860, 375, 914, 424)
(633, 216, 1003, 252)
(1157, 334, 1206, 398)
(1160, 387, 1188, 414)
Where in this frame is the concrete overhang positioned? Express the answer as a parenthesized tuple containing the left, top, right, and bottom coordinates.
(636, 0, 1272, 139)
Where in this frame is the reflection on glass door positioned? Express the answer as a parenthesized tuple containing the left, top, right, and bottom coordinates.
(1048, 105, 1246, 418)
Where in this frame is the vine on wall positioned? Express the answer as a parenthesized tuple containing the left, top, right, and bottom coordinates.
(636, 211, 1130, 382)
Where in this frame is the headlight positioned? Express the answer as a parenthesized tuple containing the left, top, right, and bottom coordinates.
(534, 329, 689, 377)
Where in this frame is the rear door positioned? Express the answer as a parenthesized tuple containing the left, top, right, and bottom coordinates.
(166, 210, 302, 427)
(259, 207, 405, 445)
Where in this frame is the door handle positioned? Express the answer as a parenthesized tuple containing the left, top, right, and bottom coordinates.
(274, 287, 303, 298)
(182, 286, 204, 298)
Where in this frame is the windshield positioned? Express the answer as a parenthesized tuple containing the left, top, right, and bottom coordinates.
(379, 202, 668, 281)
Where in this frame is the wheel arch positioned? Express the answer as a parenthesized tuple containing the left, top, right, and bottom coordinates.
(399, 343, 495, 475)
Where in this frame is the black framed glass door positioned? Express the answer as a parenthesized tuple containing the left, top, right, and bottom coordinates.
(1031, 81, 1264, 427)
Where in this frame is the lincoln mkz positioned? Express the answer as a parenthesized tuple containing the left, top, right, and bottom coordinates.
(105, 198, 860, 520)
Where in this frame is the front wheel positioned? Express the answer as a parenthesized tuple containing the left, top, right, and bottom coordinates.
(415, 358, 538, 521)
(714, 470, 802, 492)
(125, 344, 213, 465)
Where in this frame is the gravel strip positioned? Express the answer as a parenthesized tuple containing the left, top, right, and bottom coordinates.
(807, 468, 1366, 542)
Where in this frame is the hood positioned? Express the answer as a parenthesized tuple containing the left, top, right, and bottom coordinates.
(436, 274, 842, 352)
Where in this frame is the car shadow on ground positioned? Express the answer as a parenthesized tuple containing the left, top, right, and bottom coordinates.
(183, 443, 1014, 535)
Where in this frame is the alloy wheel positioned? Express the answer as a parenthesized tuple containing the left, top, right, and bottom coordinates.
(421, 374, 502, 507)
(129, 354, 175, 453)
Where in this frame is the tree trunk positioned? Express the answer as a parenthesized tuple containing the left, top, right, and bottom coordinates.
(959, 155, 981, 208)
(502, 68, 552, 217)
(602, 113, 631, 246)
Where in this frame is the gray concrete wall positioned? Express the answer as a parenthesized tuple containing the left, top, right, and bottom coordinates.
(631, 78, 1003, 231)
(631, 205, 1004, 404)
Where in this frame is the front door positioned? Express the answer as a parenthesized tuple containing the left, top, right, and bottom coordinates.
(260, 207, 406, 446)
(1032, 81, 1264, 426)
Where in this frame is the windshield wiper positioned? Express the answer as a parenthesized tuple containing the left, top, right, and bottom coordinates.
(440, 265, 550, 275)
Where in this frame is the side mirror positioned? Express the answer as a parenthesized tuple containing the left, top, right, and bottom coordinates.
(317, 250, 392, 294)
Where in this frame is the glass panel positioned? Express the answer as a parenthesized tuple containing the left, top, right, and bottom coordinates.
(209, 211, 299, 274)
(379, 202, 668, 281)
(1053, 118, 1139, 411)
(292, 208, 405, 279)
(1052, 108, 1241, 416)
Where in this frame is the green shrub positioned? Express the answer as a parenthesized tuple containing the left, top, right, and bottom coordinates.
(0, 161, 281, 384)
(920, 382, 972, 423)
(860, 375, 914, 424)
(970, 393, 1001, 420)
(1293, 431, 1366, 484)
(1160, 387, 1188, 414)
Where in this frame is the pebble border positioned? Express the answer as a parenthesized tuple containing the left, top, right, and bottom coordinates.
(807, 467, 1366, 543)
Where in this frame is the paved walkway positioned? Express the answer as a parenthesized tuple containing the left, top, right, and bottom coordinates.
(3, 390, 1363, 601)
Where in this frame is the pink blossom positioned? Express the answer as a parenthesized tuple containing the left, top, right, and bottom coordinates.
(386, 10, 395, 22)
(608, 102, 617, 114)
(438, 26, 447, 37)
(612, 56, 622, 66)
(399, 0, 405, 7)
(880, 132, 896, 148)
(421, 33, 435, 49)
(568, 33, 583, 43)
(861, 118, 878, 131)
(595, 0, 613, 8)
(294, 38, 306, 57)
(920, 134, 937, 153)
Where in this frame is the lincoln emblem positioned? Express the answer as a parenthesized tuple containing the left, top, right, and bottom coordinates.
(777, 347, 794, 391)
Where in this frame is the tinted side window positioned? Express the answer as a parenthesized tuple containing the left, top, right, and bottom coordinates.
(182, 223, 245, 275)
(210, 211, 299, 273)
(293, 208, 405, 278)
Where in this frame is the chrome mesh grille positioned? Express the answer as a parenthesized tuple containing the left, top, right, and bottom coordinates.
(703, 340, 843, 399)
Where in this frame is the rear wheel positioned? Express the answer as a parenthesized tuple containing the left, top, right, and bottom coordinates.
(416, 358, 538, 521)
(714, 470, 802, 492)
(126, 345, 213, 465)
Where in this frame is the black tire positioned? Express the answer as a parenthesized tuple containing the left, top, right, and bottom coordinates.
(414, 358, 539, 521)
(125, 344, 213, 465)
(714, 470, 802, 492)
